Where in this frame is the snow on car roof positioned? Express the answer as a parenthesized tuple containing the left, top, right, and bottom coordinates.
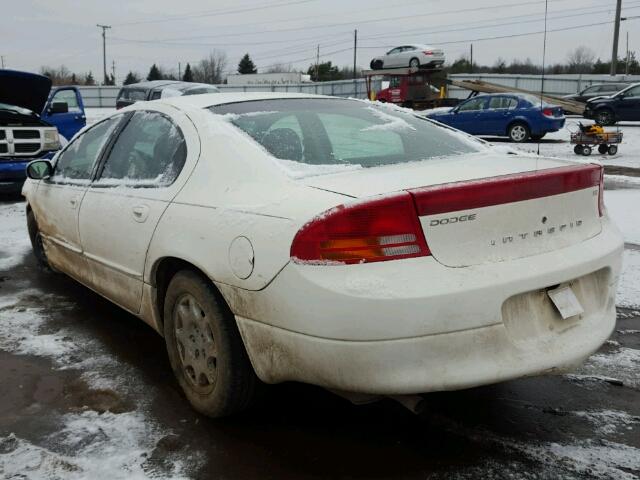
(159, 91, 333, 109)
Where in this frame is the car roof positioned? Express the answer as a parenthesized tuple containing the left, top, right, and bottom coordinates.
(158, 92, 332, 109)
(121, 80, 184, 90)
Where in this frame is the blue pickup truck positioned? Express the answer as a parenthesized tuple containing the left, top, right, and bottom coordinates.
(0, 69, 86, 194)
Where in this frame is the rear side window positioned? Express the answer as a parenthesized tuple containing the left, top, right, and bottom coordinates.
(488, 97, 518, 110)
(98, 111, 186, 186)
(211, 98, 480, 172)
(118, 89, 147, 102)
(50, 115, 122, 182)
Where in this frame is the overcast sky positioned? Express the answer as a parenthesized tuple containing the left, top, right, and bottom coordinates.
(3, 0, 638, 82)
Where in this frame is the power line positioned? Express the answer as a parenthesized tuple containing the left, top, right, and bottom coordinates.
(114, 0, 318, 27)
(112, 0, 563, 43)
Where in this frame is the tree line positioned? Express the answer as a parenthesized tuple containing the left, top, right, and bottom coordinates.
(38, 45, 640, 87)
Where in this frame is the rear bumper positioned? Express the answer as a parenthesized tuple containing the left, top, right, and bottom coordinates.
(225, 218, 623, 394)
(534, 117, 565, 135)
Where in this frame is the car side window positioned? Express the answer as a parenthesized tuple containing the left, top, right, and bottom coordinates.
(97, 111, 187, 187)
(624, 86, 640, 98)
(582, 86, 599, 94)
(458, 98, 486, 112)
(50, 89, 80, 112)
(50, 115, 122, 182)
(488, 97, 517, 110)
(150, 91, 162, 100)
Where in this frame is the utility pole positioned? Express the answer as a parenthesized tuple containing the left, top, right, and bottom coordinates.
(353, 29, 358, 80)
(626, 31, 630, 75)
(97, 24, 112, 85)
(111, 60, 116, 84)
(470, 44, 473, 73)
(610, 0, 622, 76)
(315, 44, 320, 81)
(179, 62, 182, 80)
(0, 56, 4, 68)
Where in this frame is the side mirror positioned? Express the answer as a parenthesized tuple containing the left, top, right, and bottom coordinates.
(26, 160, 53, 180)
(49, 102, 69, 114)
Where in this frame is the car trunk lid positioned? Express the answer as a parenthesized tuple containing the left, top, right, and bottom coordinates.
(302, 154, 603, 267)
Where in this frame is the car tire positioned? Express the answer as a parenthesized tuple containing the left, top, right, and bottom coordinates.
(581, 145, 592, 156)
(608, 145, 618, 155)
(595, 109, 615, 126)
(27, 209, 51, 270)
(163, 270, 258, 418)
(531, 134, 546, 141)
(371, 60, 383, 70)
(574, 145, 583, 155)
(598, 144, 608, 154)
(409, 58, 420, 69)
(508, 122, 530, 143)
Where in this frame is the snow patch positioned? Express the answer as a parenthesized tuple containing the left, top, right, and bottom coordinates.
(617, 250, 640, 309)
(0, 202, 30, 272)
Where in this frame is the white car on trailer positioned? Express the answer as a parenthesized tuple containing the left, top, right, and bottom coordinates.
(23, 92, 623, 417)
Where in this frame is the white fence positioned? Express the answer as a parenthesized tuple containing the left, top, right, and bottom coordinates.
(77, 74, 640, 107)
(447, 73, 640, 99)
(78, 78, 379, 108)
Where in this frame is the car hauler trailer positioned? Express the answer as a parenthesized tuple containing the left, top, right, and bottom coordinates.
(363, 67, 458, 110)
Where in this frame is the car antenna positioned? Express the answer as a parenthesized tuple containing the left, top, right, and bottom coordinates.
(537, 0, 549, 157)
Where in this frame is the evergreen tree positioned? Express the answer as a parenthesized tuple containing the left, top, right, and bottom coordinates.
(147, 64, 163, 81)
(70, 73, 78, 85)
(84, 71, 96, 86)
(307, 61, 341, 81)
(123, 71, 141, 85)
(182, 63, 194, 82)
(105, 73, 116, 86)
(237, 54, 257, 74)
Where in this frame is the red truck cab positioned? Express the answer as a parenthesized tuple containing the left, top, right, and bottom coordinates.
(376, 74, 439, 107)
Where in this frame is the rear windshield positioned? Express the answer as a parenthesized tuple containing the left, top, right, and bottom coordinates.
(210, 99, 481, 170)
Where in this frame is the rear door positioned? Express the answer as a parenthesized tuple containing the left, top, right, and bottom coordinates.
(78, 106, 197, 313)
(482, 96, 518, 135)
(41, 87, 86, 141)
(31, 115, 123, 282)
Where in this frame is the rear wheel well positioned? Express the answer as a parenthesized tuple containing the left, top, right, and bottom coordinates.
(506, 120, 530, 135)
(154, 257, 223, 328)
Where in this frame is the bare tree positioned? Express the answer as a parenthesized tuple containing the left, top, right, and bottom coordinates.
(40, 65, 74, 85)
(567, 46, 596, 74)
(193, 50, 228, 84)
(263, 62, 295, 73)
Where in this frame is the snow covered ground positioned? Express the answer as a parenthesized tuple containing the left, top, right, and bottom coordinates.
(494, 118, 640, 170)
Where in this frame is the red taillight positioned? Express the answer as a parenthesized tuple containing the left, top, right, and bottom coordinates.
(598, 166, 605, 217)
(290, 192, 430, 265)
(423, 50, 434, 55)
(542, 108, 554, 117)
(410, 165, 602, 216)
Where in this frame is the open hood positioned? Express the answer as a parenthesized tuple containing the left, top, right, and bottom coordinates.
(0, 69, 52, 114)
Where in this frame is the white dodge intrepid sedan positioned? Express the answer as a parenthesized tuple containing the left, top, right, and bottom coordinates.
(23, 93, 623, 417)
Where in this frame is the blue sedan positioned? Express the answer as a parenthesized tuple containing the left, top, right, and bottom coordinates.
(426, 93, 566, 142)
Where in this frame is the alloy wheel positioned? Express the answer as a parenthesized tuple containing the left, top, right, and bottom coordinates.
(510, 125, 527, 142)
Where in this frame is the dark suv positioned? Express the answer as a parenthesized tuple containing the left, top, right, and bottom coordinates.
(116, 80, 219, 109)
(563, 83, 628, 103)
(584, 83, 640, 125)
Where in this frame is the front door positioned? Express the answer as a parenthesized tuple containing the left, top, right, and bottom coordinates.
(78, 108, 193, 313)
(31, 115, 122, 283)
(41, 87, 86, 141)
(616, 85, 640, 121)
(450, 97, 488, 134)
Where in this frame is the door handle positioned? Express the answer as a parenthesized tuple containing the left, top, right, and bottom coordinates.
(69, 197, 78, 210)
(132, 205, 149, 223)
